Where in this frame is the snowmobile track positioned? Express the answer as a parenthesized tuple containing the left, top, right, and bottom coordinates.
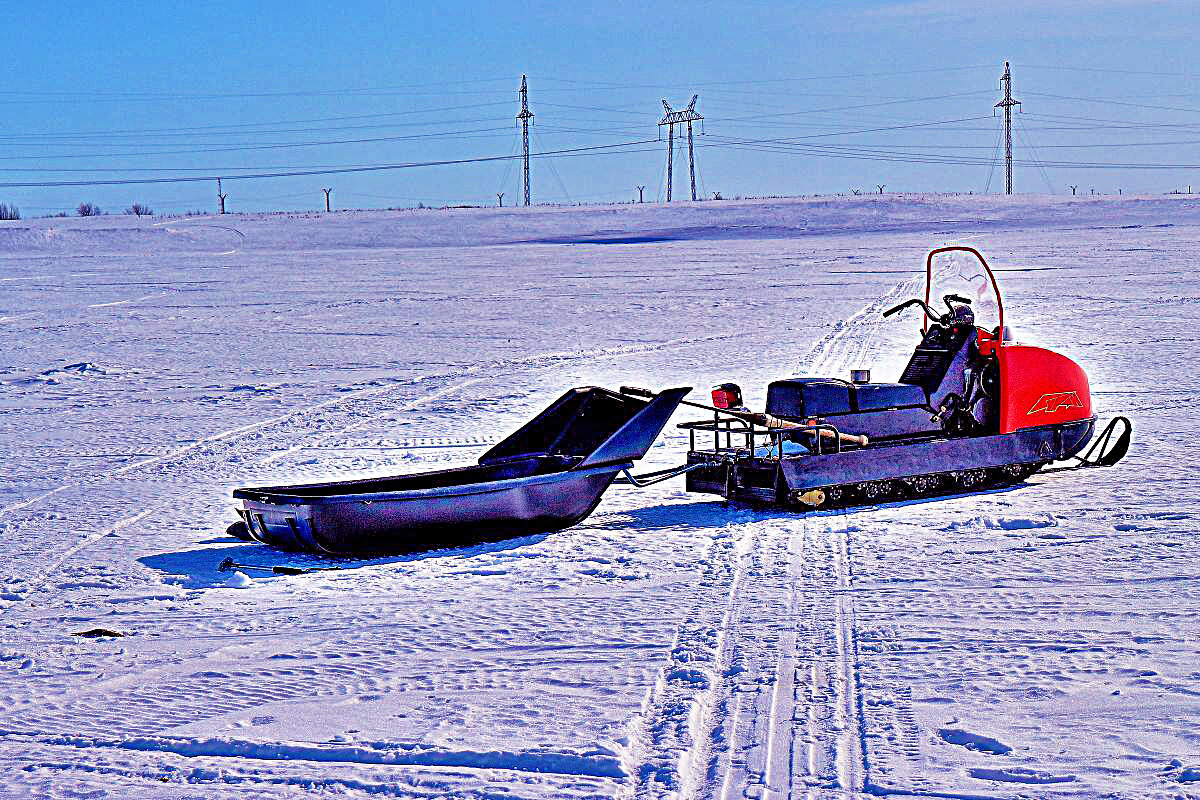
(626, 514, 871, 800)
(626, 272, 897, 798)
(829, 515, 867, 798)
(623, 514, 761, 799)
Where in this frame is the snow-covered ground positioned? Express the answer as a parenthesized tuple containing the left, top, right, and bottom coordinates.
(2, 194, 1198, 798)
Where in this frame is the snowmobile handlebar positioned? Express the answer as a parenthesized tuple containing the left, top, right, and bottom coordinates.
(943, 293, 972, 309)
(883, 294, 971, 324)
(883, 298, 941, 320)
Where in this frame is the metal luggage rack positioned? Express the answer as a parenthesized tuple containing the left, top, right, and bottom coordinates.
(678, 414, 848, 458)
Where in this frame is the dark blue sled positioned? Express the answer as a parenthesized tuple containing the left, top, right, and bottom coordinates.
(232, 386, 690, 556)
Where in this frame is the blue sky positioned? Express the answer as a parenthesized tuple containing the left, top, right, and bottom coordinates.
(2, 0, 1198, 215)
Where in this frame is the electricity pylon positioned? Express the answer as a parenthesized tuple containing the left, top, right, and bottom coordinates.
(994, 62, 1022, 195)
(659, 95, 702, 201)
(517, 75, 534, 206)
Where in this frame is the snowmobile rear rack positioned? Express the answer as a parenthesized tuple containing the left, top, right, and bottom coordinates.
(678, 416, 855, 456)
(622, 384, 867, 453)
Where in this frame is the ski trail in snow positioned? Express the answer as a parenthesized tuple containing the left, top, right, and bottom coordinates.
(0, 332, 730, 519)
(795, 261, 967, 380)
(829, 514, 866, 796)
(86, 292, 167, 309)
(627, 513, 871, 799)
(622, 512, 762, 799)
(0, 510, 152, 617)
(151, 218, 247, 256)
(2, 734, 617, 798)
(0, 311, 40, 323)
(256, 377, 486, 465)
(761, 528, 802, 798)
(795, 273, 923, 379)
(624, 277, 896, 799)
(706, 519, 803, 800)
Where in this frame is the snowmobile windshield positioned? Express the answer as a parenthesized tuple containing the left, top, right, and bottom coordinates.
(925, 247, 1004, 336)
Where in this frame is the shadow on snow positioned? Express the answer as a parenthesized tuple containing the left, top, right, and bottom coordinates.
(589, 481, 1032, 532)
(141, 482, 1032, 588)
(138, 533, 551, 589)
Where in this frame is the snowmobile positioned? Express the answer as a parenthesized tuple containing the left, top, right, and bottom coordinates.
(674, 246, 1131, 510)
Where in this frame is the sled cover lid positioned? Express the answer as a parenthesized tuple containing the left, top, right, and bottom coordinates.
(477, 386, 690, 468)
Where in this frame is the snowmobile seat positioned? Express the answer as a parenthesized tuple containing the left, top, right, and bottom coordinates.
(898, 324, 975, 395)
(898, 347, 952, 393)
(853, 383, 927, 411)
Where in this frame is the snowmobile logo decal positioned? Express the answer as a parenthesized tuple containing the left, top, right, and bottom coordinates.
(1027, 391, 1083, 415)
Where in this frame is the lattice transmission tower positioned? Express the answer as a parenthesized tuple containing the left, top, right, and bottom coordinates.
(517, 75, 535, 206)
(994, 61, 1022, 195)
(659, 95, 702, 202)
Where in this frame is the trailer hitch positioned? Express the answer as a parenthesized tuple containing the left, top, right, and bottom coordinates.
(613, 462, 705, 488)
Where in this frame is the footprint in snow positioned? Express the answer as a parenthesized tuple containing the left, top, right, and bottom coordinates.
(969, 767, 1075, 784)
(1177, 766, 1200, 783)
(938, 727, 1013, 755)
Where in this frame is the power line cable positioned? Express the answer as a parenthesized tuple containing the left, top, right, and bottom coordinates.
(698, 133, 1200, 170)
(1015, 114, 1058, 193)
(0, 126, 515, 162)
(712, 115, 995, 142)
(1024, 91, 1200, 116)
(537, 64, 994, 90)
(721, 91, 995, 122)
(533, 129, 574, 204)
(1022, 111, 1200, 131)
(1019, 63, 1200, 79)
(496, 128, 520, 200)
(0, 102, 515, 141)
(0, 117, 514, 146)
(983, 120, 1004, 193)
(0, 138, 661, 188)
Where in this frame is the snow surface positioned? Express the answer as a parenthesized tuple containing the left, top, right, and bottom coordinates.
(2, 193, 1199, 798)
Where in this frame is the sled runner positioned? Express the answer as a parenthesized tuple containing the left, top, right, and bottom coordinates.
(231, 386, 689, 555)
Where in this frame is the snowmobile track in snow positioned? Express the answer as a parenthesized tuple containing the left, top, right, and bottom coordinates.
(625, 514, 870, 800)
(626, 279, 896, 799)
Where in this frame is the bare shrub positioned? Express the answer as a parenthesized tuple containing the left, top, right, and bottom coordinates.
(0, 203, 20, 221)
(77, 202, 102, 217)
(125, 203, 153, 216)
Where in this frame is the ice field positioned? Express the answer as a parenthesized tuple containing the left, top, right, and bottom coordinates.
(1, 194, 1198, 798)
